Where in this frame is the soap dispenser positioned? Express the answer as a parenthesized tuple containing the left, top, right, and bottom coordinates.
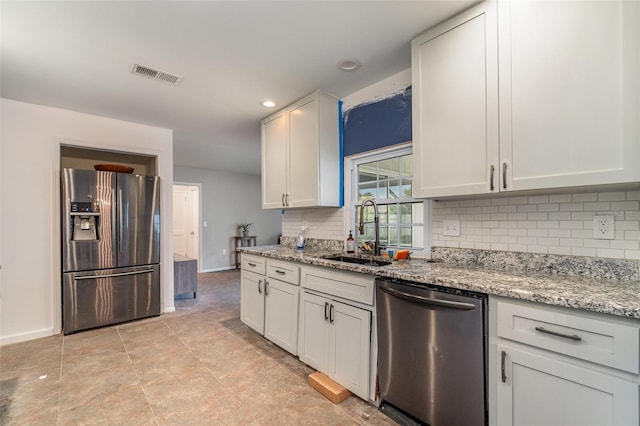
(296, 225, 307, 251)
(346, 230, 355, 253)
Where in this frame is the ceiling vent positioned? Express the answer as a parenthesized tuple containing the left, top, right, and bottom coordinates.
(130, 64, 183, 85)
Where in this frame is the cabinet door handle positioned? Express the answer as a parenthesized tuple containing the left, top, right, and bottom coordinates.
(502, 162, 508, 189)
(274, 269, 286, 275)
(329, 304, 334, 324)
(282, 193, 285, 207)
(501, 350, 507, 383)
(286, 193, 290, 207)
(264, 280, 269, 296)
(535, 326, 582, 342)
(490, 165, 495, 191)
(258, 279, 262, 294)
(324, 302, 329, 321)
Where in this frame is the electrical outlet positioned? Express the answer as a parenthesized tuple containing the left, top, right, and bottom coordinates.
(443, 219, 461, 237)
(222, 249, 227, 255)
(593, 215, 614, 240)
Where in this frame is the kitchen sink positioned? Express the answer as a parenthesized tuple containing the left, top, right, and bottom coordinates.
(322, 255, 392, 267)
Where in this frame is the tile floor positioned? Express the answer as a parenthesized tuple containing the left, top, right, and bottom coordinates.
(0, 270, 394, 425)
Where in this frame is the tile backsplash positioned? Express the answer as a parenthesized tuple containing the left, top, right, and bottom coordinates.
(281, 207, 345, 240)
(432, 191, 640, 260)
(279, 190, 640, 261)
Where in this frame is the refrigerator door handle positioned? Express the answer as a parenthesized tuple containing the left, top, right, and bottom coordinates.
(117, 188, 124, 253)
(111, 188, 117, 249)
(73, 269, 155, 280)
(378, 284, 477, 311)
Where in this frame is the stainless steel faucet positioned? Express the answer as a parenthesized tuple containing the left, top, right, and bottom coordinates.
(359, 198, 381, 256)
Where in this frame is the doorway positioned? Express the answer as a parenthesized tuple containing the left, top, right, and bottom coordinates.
(173, 184, 200, 268)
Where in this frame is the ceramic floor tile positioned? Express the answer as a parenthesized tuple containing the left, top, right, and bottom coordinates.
(56, 382, 156, 425)
(0, 368, 60, 425)
(0, 335, 63, 374)
(0, 270, 396, 426)
(58, 366, 140, 409)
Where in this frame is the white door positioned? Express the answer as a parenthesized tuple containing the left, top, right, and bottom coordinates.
(288, 96, 319, 207)
(264, 278, 299, 355)
(172, 185, 188, 256)
(172, 184, 200, 263)
(499, 0, 640, 190)
(329, 300, 371, 400)
(240, 271, 265, 334)
(497, 345, 639, 426)
(298, 291, 330, 372)
(412, 1, 499, 198)
(261, 112, 288, 209)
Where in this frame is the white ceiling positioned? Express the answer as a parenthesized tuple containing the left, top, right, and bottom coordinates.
(1, 0, 475, 175)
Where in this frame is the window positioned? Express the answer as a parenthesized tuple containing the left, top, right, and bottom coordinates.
(348, 145, 429, 252)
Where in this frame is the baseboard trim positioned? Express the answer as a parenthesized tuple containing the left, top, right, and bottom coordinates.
(200, 266, 236, 273)
(0, 327, 55, 346)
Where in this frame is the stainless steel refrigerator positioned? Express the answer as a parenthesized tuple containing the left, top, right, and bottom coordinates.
(61, 168, 161, 334)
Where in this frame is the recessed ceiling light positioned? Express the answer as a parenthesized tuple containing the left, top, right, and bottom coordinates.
(338, 59, 361, 72)
(262, 100, 276, 108)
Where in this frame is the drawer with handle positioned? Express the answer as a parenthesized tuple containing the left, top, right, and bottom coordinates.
(241, 254, 266, 275)
(496, 300, 639, 374)
(267, 260, 300, 285)
(301, 265, 375, 305)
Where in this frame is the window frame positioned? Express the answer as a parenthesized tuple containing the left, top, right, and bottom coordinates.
(344, 142, 431, 254)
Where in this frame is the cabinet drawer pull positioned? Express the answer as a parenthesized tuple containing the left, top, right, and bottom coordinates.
(324, 302, 329, 321)
(502, 162, 507, 189)
(490, 165, 495, 191)
(258, 279, 262, 294)
(274, 269, 286, 275)
(535, 326, 582, 342)
(248, 262, 257, 267)
(501, 350, 507, 383)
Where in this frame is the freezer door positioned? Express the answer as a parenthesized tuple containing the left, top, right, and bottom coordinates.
(62, 265, 160, 334)
(61, 169, 116, 272)
(117, 174, 160, 267)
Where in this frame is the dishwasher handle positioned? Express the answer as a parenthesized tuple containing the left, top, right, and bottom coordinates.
(379, 283, 477, 311)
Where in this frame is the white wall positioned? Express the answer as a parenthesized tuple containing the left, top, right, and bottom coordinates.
(0, 98, 175, 345)
(174, 166, 282, 271)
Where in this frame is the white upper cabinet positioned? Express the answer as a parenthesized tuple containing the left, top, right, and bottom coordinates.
(500, 0, 640, 191)
(412, 0, 640, 198)
(412, 1, 499, 198)
(261, 112, 289, 209)
(261, 91, 340, 209)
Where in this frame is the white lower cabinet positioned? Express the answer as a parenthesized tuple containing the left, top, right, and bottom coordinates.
(491, 296, 640, 426)
(240, 255, 300, 355)
(298, 292, 330, 371)
(264, 278, 299, 355)
(240, 270, 265, 334)
(497, 344, 638, 426)
(298, 291, 371, 400)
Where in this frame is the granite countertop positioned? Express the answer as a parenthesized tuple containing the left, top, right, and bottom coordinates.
(238, 245, 640, 320)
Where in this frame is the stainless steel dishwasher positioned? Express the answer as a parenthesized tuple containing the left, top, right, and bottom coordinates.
(376, 278, 488, 425)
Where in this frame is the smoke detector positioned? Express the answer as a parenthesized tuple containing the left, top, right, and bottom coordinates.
(338, 59, 361, 72)
(130, 64, 183, 85)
